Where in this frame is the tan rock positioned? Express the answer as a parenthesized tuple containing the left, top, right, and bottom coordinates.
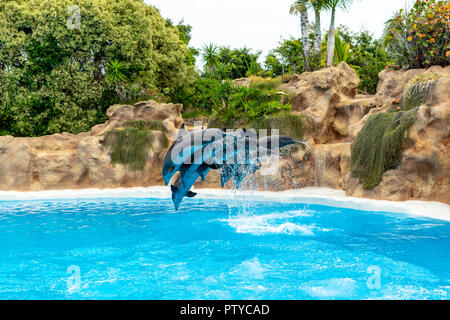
(280, 62, 360, 144)
(0, 100, 181, 191)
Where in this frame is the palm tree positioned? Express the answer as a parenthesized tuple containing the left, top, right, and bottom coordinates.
(290, 0, 311, 71)
(202, 43, 221, 81)
(310, 0, 326, 64)
(106, 59, 128, 84)
(333, 32, 352, 63)
(324, 0, 354, 67)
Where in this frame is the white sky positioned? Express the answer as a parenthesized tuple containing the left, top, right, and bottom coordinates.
(146, 0, 414, 63)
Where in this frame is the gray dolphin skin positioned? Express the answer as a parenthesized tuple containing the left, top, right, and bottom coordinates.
(162, 124, 226, 185)
(163, 123, 304, 210)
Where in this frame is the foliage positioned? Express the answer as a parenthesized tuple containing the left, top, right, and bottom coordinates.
(201, 43, 221, 80)
(209, 81, 289, 124)
(106, 59, 128, 84)
(265, 38, 304, 76)
(170, 77, 220, 113)
(333, 33, 352, 63)
(104, 119, 170, 170)
(0, 0, 191, 137)
(351, 108, 418, 189)
(114, 83, 163, 104)
(407, 71, 440, 86)
(249, 76, 283, 91)
(384, 0, 450, 69)
(202, 46, 263, 80)
(166, 19, 199, 66)
(251, 113, 304, 140)
(336, 26, 390, 94)
(397, 79, 436, 111)
(104, 128, 154, 171)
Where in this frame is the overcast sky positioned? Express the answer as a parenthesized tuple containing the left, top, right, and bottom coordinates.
(146, 0, 414, 64)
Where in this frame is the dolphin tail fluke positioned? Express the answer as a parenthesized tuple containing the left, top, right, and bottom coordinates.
(186, 191, 197, 198)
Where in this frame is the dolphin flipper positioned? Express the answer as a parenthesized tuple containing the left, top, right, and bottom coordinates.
(186, 191, 197, 198)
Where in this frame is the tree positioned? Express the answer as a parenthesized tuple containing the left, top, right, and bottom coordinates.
(264, 52, 286, 77)
(335, 26, 390, 94)
(276, 39, 304, 74)
(290, 0, 312, 70)
(202, 43, 221, 81)
(166, 19, 199, 66)
(324, 0, 354, 67)
(0, 0, 191, 136)
(310, 0, 326, 66)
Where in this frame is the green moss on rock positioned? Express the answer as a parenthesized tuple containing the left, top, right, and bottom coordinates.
(351, 108, 418, 189)
(104, 128, 154, 171)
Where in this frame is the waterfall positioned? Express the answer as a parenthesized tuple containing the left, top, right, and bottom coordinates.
(314, 149, 327, 187)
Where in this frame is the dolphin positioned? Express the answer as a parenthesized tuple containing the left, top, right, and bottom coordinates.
(162, 124, 226, 185)
(170, 163, 211, 210)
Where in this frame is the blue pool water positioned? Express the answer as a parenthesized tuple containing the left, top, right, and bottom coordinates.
(0, 196, 449, 300)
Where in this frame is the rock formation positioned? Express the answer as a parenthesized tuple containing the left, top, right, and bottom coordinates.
(0, 63, 448, 204)
(0, 101, 182, 191)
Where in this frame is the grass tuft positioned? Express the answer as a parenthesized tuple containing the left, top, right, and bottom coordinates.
(351, 108, 418, 189)
(104, 128, 154, 171)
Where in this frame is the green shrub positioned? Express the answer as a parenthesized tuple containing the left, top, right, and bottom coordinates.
(170, 77, 219, 114)
(398, 80, 436, 111)
(250, 113, 304, 140)
(351, 109, 418, 189)
(384, 0, 450, 69)
(104, 128, 154, 171)
(0, 0, 191, 137)
(104, 120, 169, 170)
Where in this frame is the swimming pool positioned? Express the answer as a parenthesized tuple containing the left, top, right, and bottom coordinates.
(0, 189, 449, 299)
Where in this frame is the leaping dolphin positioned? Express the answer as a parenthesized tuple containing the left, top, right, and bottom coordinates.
(163, 124, 304, 210)
(162, 124, 227, 185)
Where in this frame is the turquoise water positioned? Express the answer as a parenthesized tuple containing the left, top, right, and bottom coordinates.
(0, 197, 449, 300)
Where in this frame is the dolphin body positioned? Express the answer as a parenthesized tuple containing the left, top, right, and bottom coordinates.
(164, 124, 304, 210)
(170, 163, 211, 211)
(171, 133, 245, 210)
(162, 124, 228, 185)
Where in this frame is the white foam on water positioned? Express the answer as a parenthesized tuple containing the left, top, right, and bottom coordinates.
(221, 207, 315, 236)
(301, 278, 358, 299)
(230, 258, 270, 280)
(0, 186, 449, 221)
